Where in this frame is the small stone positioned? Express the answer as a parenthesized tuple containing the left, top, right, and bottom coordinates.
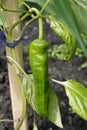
(48, 128, 53, 130)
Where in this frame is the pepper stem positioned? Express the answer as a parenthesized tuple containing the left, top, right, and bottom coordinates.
(38, 16, 43, 39)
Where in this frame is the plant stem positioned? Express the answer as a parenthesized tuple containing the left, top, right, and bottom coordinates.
(19, 8, 40, 38)
(19, 16, 37, 38)
(22, 1, 31, 10)
(0, 2, 29, 13)
(51, 78, 64, 85)
(40, 0, 50, 14)
(6, 56, 27, 78)
(9, 13, 30, 38)
(38, 16, 43, 39)
(0, 119, 18, 123)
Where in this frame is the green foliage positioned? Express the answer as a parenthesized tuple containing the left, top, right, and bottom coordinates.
(52, 79, 87, 121)
(48, 44, 70, 60)
(65, 80, 87, 121)
(75, 47, 84, 58)
(71, 1, 87, 36)
(74, 0, 87, 11)
(1, 0, 87, 129)
(48, 16, 76, 60)
(48, 45, 84, 60)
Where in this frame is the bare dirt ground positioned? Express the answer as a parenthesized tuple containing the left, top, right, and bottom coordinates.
(0, 20, 87, 130)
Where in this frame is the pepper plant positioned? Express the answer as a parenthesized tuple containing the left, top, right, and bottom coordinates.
(30, 0, 87, 66)
(0, 0, 87, 130)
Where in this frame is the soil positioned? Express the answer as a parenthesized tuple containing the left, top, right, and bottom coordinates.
(0, 20, 87, 130)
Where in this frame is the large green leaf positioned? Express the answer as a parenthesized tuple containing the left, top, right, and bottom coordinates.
(74, 1, 87, 47)
(53, 79, 87, 121)
(64, 80, 87, 121)
(70, 0, 87, 44)
(23, 75, 63, 128)
(48, 16, 76, 60)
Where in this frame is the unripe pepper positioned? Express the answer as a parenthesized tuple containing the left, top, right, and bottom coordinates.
(29, 39, 49, 118)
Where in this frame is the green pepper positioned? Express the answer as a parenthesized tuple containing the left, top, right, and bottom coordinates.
(29, 39, 49, 118)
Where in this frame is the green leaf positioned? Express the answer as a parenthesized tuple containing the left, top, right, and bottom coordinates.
(22, 75, 63, 128)
(74, 0, 87, 11)
(48, 16, 76, 60)
(48, 86, 63, 128)
(70, 1, 87, 37)
(55, 79, 87, 121)
(22, 74, 37, 110)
